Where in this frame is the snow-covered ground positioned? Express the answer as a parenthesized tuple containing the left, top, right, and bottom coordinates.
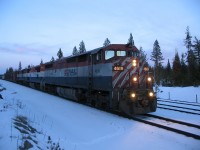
(156, 86, 200, 103)
(154, 86, 200, 125)
(0, 80, 200, 150)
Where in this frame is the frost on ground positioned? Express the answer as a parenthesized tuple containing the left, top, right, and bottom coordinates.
(0, 80, 200, 150)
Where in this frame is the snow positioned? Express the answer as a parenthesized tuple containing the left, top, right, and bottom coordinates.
(151, 108, 200, 125)
(157, 86, 200, 103)
(0, 80, 200, 150)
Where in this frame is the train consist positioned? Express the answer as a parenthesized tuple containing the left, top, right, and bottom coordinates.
(12, 44, 157, 116)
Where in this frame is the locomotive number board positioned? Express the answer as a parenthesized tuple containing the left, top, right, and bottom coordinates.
(113, 66, 124, 71)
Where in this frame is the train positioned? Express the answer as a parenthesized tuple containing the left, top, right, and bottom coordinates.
(10, 43, 157, 116)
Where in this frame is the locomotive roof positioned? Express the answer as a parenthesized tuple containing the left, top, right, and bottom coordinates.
(65, 44, 138, 58)
(103, 44, 138, 51)
(43, 44, 138, 65)
(19, 44, 138, 71)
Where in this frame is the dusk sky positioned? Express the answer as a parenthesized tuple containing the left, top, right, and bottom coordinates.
(0, 0, 200, 74)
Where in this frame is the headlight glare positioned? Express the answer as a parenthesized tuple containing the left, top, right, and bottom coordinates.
(149, 92, 154, 97)
(132, 59, 137, 67)
(147, 77, 152, 82)
(133, 77, 137, 82)
(131, 93, 136, 98)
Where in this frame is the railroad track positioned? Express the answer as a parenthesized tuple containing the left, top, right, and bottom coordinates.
(158, 103, 200, 111)
(157, 104, 200, 115)
(157, 99, 200, 115)
(157, 105, 200, 115)
(158, 99, 200, 107)
(132, 114, 200, 140)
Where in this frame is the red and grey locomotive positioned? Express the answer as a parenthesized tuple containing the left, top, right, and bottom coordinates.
(16, 44, 157, 116)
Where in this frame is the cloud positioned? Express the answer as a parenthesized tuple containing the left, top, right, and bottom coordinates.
(0, 42, 73, 74)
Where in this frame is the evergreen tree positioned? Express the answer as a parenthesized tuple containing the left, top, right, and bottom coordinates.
(151, 40, 164, 67)
(79, 41, 86, 53)
(183, 27, 200, 85)
(164, 59, 172, 86)
(193, 37, 200, 68)
(139, 47, 147, 62)
(193, 37, 200, 83)
(103, 38, 111, 46)
(150, 40, 164, 84)
(51, 56, 55, 62)
(187, 49, 199, 85)
(72, 46, 78, 55)
(4, 67, 14, 80)
(172, 52, 182, 86)
(184, 26, 192, 52)
(57, 48, 63, 59)
(166, 59, 171, 75)
(127, 33, 134, 46)
(180, 53, 188, 85)
(18, 61, 22, 71)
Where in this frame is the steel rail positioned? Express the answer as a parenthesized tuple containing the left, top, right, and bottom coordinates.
(144, 114, 200, 129)
(132, 116, 200, 140)
(157, 106, 200, 115)
(158, 99, 200, 107)
(158, 98, 200, 106)
(158, 103, 200, 112)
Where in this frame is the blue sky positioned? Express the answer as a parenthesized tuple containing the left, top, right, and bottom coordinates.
(0, 0, 200, 74)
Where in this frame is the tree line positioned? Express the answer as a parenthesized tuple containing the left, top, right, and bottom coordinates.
(150, 26, 200, 86)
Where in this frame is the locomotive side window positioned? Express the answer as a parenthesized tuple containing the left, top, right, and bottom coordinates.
(96, 52, 102, 62)
(105, 50, 114, 60)
(117, 51, 126, 56)
(128, 51, 138, 57)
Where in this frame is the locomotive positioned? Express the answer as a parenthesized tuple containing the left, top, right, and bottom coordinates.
(15, 43, 157, 116)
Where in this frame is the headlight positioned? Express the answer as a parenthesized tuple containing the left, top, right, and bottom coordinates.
(133, 77, 137, 82)
(131, 93, 136, 98)
(149, 92, 154, 97)
(144, 67, 149, 71)
(132, 59, 137, 67)
(147, 77, 152, 82)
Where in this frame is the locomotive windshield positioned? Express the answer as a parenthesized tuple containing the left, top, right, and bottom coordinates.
(105, 50, 126, 60)
(105, 50, 114, 60)
(116, 51, 126, 56)
(128, 51, 138, 58)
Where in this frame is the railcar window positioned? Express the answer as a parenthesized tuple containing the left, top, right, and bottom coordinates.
(105, 50, 114, 60)
(117, 51, 126, 56)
